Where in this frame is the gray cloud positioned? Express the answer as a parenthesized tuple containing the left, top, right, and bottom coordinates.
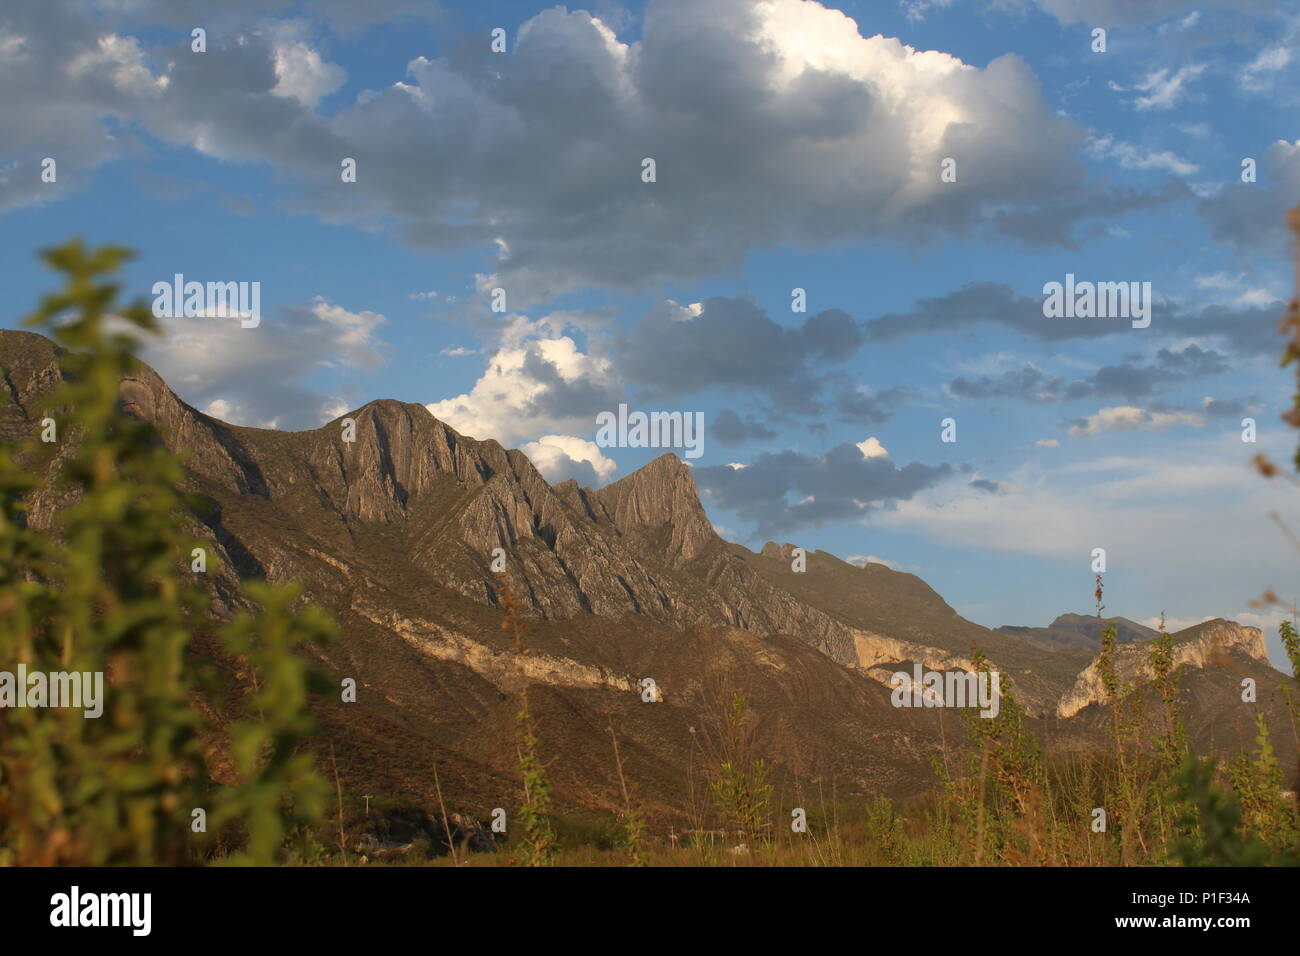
(712, 408, 778, 446)
(695, 442, 952, 537)
(947, 344, 1232, 404)
(88, 0, 446, 37)
(0, 0, 1142, 302)
(834, 384, 912, 426)
(618, 298, 863, 412)
(1008, 0, 1278, 28)
(866, 282, 1285, 356)
(1201, 396, 1256, 420)
(138, 297, 389, 429)
(949, 365, 1062, 401)
(1196, 141, 1300, 258)
(990, 180, 1190, 248)
(0, 2, 155, 213)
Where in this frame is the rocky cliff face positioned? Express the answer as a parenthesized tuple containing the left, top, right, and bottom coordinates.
(592, 453, 717, 563)
(1056, 619, 1269, 718)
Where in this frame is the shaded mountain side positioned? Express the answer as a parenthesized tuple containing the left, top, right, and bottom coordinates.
(300, 608, 972, 818)
(997, 613, 1161, 652)
(186, 574, 972, 817)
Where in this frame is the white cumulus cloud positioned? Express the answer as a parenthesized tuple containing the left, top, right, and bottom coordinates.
(520, 435, 617, 486)
(856, 436, 890, 459)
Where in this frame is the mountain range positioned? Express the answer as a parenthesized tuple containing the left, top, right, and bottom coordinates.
(2, 328, 1293, 822)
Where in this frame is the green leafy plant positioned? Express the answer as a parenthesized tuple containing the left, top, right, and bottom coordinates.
(1170, 756, 1273, 866)
(706, 691, 773, 847)
(0, 241, 333, 866)
(501, 588, 556, 866)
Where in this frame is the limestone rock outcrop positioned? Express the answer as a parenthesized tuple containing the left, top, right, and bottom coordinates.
(1056, 619, 1268, 718)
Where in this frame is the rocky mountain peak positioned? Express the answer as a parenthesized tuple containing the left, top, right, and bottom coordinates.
(760, 541, 800, 560)
(592, 452, 716, 562)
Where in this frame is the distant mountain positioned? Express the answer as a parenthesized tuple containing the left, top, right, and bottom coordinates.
(1056, 618, 1270, 718)
(3, 328, 1292, 821)
(996, 613, 1162, 652)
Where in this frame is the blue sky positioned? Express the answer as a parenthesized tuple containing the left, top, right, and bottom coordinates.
(2, 0, 1299, 665)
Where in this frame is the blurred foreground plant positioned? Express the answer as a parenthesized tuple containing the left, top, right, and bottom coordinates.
(0, 241, 334, 865)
